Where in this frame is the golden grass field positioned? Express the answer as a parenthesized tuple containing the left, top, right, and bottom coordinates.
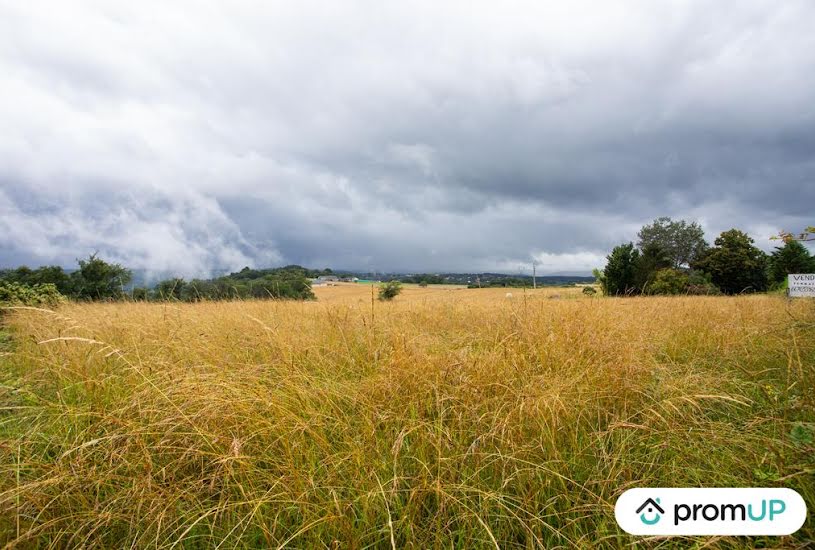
(0, 285, 813, 548)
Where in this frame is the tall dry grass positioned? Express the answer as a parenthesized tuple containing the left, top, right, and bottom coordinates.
(0, 287, 813, 548)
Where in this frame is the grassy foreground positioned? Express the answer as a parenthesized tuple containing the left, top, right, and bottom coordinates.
(0, 288, 813, 548)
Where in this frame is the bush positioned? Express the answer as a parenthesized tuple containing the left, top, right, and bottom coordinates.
(131, 287, 149, 301)
(582, 286, 597, 296)
(647, 268, 689, 295)
(0, 282, 63, 307)
(685, 271, 721, 295)
(378, 281, 402, 301)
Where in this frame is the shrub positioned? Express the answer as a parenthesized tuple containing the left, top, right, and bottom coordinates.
(378, 281, 402, 301)
(0, 281, 63, 307)
(685, 271, 721, 295)
(582, 286, 597, 296)
(646, 268, 689, 295)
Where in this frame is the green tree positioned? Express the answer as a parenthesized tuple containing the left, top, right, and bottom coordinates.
(633, 243, 672, 292)
(692, 229, 768, 294)
(602, 243, 640, 296)
(637, 217, 708, 268)
(73, 254, 132, 300)
(591, 268, 607, 294)
(378, 281, 402, 301)
(131, 287, 149, 301)
(156, 278, 186, 301)
(768, 240, 815, 285)
(0, 265, 73, 295)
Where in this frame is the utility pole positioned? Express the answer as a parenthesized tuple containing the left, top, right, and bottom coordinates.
(533, 261, 537, 289)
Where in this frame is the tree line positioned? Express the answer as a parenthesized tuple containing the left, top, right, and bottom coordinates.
(0, 253, 135, 306)
(140, 265, 317, 302)
(0, 257, 318, 304)
(596, 218, 815, 296)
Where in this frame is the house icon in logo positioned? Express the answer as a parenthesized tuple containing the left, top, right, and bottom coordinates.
(636, 497, 665, 525)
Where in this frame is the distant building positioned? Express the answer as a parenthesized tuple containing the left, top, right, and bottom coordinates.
(315, 275, 339, 284)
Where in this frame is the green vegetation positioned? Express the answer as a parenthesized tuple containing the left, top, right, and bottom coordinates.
(151, 265, 316, 302)
(0, 281, 63, 307)
(72, 253, 133, 300)
(692, 229, 769, 295)
(600, 219, 814, 296)
(769, 240, 815, 286)
(0, 261, 317, 303)
(378, 280, 402, 301)
(602, 242, 640, 295)
(400, 273, 447, 285)
(0, 253, 130, 301)
(637, 216, 708, 268)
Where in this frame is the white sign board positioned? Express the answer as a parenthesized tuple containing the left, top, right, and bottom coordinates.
(789, 273, 815, 297)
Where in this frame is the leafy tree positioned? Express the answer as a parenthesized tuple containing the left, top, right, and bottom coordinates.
(156, 278, 186, 301)
(73, 254, 132, 300)
(692, 229, 768, 294)
(591, 268, 607, 294)
(768, 240, 815, 284)
(633, 243, 672, 292)
(378, 281, 402, 301)
(637, 217, 708, 268)
(602, 243, 640, 296)
(180, 279, 212, 302)
(131, 287, 149, 301)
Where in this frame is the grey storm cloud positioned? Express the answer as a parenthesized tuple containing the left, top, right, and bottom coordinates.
(1, 0, 813, 276)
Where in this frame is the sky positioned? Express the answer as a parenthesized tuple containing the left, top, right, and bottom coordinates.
(1, 1, 813, 276)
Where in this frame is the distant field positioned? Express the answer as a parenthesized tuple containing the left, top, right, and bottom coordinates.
(312, 282, 572, 304)
(0, 288, 813, 547)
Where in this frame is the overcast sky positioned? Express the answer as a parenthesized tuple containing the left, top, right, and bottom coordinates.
(1, 1, 813, 276)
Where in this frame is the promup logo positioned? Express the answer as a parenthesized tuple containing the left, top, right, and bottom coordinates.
(636, 497, 664, 525)
(615, 488, 806, 536)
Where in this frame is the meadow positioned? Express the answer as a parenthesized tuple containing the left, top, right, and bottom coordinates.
(0, 284, 813, 548)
